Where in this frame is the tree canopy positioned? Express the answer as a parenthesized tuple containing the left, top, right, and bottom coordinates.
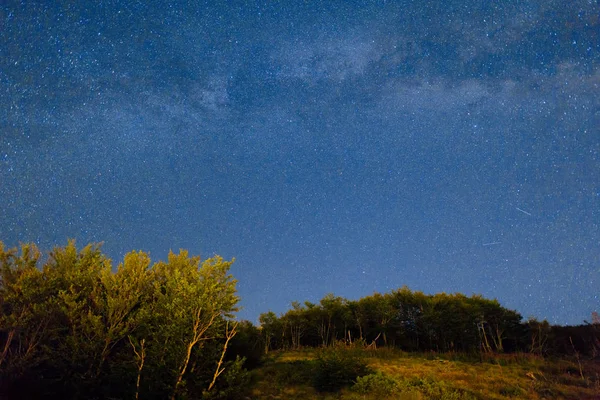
(259, 287, 599, 359)
(0, 241, 242, 399)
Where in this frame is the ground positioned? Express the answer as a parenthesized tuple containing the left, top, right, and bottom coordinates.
(248, 348, 600, 400)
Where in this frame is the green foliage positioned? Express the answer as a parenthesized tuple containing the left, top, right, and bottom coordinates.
(398, 377, 477, 400)
(255, 285, 598, 361)
(0, 243, 44, 376)
(0, 240, 243, 400)
(268, 359, 315, 385)
(228, 320, 264, 368)
(142, 251, 240, 398)
(255, 286, 538, 355)
(203, 356, 251, 400)
(352, 371, 400, 396)
(259, 311, 281, 352)
(312, 347, 371, 392)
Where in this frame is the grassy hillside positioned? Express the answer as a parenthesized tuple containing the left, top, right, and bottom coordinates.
(249, 347, 600, 399)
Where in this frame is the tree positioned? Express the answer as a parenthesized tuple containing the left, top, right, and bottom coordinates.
(526, 317, 551, 355)
(318, 294, 347, 346)
(389, 287, 427, 350)
(476, 298, 522, 353)
(0, 243, 46, 377)
(96, 250, 152, 376)
(285, 301, 308, 349)
(0, 241, 243, 400)
(347, 300, 366, 342)
(259, 311, 280, 353)
(364, 293, 395, 347)
(227, 320, 264, 368)
(144, 251, 239, 400)
(42, 241, 110, 392)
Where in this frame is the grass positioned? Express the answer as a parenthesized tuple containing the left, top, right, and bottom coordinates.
(249, 347, 600, 400)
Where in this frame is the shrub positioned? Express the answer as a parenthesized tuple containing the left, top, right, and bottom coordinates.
(352, 371, 400, 396)
(312, 348, 371, 392)
(273, 360, 315, 385)
(399, 377, 477, 400)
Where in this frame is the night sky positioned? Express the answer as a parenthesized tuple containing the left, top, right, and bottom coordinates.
(1, 1, 599, 325)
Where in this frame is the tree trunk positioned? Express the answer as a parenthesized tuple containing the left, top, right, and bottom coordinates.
(171, 341, 195, 400)
(0, 329, 15, 368)
(171, 308, 218, 400)
(128, 337, 145, 400)
(207, 322, 238, 392)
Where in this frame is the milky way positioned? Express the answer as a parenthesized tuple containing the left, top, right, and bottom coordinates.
(1, 1, 599, 324)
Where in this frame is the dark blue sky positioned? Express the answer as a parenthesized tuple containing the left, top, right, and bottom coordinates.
(1, 0, 599, 325)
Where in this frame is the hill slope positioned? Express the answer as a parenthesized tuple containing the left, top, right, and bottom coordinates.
(249, 348, 600, 400)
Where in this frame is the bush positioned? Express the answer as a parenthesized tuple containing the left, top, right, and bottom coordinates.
(399, 377, 477, 400)
(273, 360, 315, 385)
(312, 348, 371, 392)
(352, 372, 400, 396)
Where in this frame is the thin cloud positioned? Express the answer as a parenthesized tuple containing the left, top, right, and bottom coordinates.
(273, 34, 379, 82)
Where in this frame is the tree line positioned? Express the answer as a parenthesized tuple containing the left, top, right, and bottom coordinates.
(259, 290, 600, 358)
(1, 241, 598, 399)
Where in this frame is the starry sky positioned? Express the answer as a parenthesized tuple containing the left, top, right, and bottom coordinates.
(1, 1, 599, 325)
